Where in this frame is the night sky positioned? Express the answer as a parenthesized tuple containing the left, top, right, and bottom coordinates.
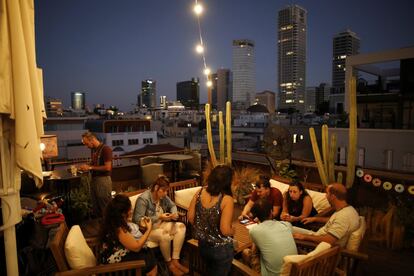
(35, 0, 414, 111)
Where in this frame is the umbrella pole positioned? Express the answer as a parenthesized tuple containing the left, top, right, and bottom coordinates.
(2, 201, 19, 276)
(1, 117, 20, 276)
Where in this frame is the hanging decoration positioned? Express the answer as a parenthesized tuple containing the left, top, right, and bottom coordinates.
(363, 174, 372, 183)
(408, 186, 414, 195)
(355, 170, 413, 195)
(356, 168, 364, 178)
(394, 184, 404, 193)
(372, 178, 382, 187)
(383, 181, 393, 191)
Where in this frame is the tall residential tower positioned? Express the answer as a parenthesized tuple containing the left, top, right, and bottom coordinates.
(277, 5, 307, 113)
(140, 79, 157, 108)
(176, 78, 200, 110)
(232, 39, 256, 110)
(212, 69, 232, 111)
(330, 29, 360, 113)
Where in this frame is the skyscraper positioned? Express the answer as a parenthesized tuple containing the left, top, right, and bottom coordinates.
(277, 5, 307, 113)
(71, 91, 85, 110)
(232, 39, 256, 110)
(176, 78, 200, 110)
(211, 73, 218, 109)
(211, 69, 232, 111)
(140, 79, 156, 108)
(330, 29, 360, 114)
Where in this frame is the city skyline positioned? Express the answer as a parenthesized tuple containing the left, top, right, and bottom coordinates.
(35, 0, 414, 111)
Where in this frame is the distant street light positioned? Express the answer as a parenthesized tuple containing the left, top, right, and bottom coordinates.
(187, 123, 192, 148)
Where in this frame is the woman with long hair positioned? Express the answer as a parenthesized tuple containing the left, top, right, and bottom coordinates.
(188, 165, 235, 276)
(133, 175, 188, 276)
(280, 181, 317, 227)
(100, 194, 157, 276)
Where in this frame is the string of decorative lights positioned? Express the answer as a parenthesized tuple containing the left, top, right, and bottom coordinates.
(193, 1, 212, 88)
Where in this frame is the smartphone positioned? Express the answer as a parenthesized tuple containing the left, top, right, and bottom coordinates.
(240, 219, 250, 225)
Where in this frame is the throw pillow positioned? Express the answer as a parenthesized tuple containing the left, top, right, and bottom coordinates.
(64, 225, 96, 269)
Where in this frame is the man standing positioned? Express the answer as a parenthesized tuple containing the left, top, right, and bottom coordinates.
(80, 131, 113, 217)
(247, 198, 298, 275)
(293, 183, 360, 247)
(239, 176, 283, 220)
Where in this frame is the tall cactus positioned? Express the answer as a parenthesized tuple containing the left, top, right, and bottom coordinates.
(226, 102, 232, 166)
(205, 102, 233, 168)
(310, 77, 357, 187)
(322, 125, 329, 176)
(346, 77, 357, 188)
(219, 111, 225, 164)
(328, 134, 337, 183)
(205, 104, 217, 167)
(309, 127, 329, 186)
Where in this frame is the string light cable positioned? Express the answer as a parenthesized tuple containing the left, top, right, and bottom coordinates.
(193, 1, 212, 87)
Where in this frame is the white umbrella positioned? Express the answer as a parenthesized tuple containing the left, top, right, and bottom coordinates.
(0, 0, 46, 275)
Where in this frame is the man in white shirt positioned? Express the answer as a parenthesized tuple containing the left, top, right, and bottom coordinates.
(293, 183, 359, 247)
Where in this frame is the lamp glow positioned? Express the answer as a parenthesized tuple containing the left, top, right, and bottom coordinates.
(206, 80, 213, 87)
(194, 4, 203, 15)
(40, 142, 46, 151)
(204, 68, 211, 75)
(195, 45, 204, 54)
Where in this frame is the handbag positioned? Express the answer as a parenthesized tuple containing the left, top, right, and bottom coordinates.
(40, 213, 65, 227)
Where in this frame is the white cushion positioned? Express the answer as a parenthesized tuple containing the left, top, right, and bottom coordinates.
(129, 193, 142, 214)
(174, 186, 202, 209)
(306, 189, 330, 213)
(346, 216, 366, 251)
(270, 179, 289, 194)
(270, 179, 331, 213)
(64, 225, 96, 269)
(280, 242, 331, 276)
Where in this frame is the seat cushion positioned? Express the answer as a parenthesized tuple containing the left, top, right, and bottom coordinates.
(174, 186, 202, 209)
(280, 242, 331, 276)
(64, 225, 96, 269)
(346, 216, 366, 251)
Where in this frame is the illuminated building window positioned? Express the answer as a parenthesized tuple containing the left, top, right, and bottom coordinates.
(286, 51, 294, 55)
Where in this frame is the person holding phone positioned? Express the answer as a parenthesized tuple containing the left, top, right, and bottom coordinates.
(100, 194, 157, 276)
(133, 175, 188, 276)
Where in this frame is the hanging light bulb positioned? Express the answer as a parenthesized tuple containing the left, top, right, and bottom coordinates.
(195, 44, 204, 54)
(194, 4, 203, 15)
(206, 80, 213, 87)
(204, 68, 211, 75)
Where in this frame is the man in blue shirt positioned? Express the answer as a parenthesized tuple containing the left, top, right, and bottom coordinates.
(248, 198, 298, 276)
